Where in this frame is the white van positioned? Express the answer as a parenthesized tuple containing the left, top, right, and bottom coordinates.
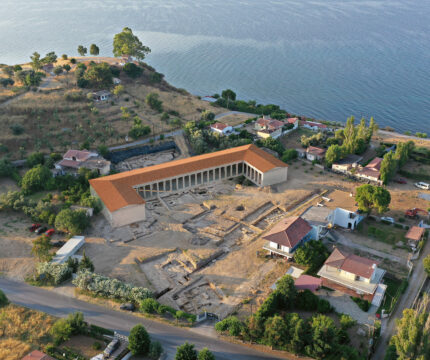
(414, 182, 430, 190)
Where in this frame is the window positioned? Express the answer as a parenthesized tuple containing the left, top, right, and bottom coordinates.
(277, 244, 281, 250)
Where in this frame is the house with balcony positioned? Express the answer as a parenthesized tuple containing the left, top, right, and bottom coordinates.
(332, 154, 363, 173)
(318, 248, 386, 305)
(356, 157, 383, 183)
(55, 149, 111, 176)
(255, 116, 284, 139)
(262, 216, 313, 258)
(327, 207, 364, 230)
(210, 122, 233, 135)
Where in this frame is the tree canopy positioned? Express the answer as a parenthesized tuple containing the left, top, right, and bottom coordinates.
(197, 348, 215, 360)
(83, 62, 113, 89)
(221, 89, 236, 101)
(355, 184, 391, 214)
(21, 165, 52, 194)
(424, 254, 430, 277)
(54, 209, 89, 235)
(89, 44, 100, 56)
(113, 27, 151, 61)
(77, 45, 87, 56)
(175, 342, 198, 360)
(30, 52, 42, 70)
(128, 324, 151, 355)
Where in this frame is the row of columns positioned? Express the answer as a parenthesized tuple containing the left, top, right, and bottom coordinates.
(136, 161, 260, 199)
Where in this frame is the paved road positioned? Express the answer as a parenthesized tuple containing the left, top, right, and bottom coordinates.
(0, 278, 287, 360)
(108, 130, 183, 151)
(371, 237, 430, 359)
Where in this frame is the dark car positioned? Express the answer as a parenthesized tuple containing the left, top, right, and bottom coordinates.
(395, 178, 407, 184)
(51, 241, 66, 247)
(29, 223, 41, 232)
(120, 303, 135, 311)
(35, 226, 47, 235)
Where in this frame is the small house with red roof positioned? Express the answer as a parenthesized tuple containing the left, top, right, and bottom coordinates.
(286, 117, 299, 129)
(210, 122, 233, 135)
(356, 157, 383, 183)
(22, 350, 55, 360)
(262, 216, 313, 258)
(317, 248, 386, 305)
(299, 120, 328, 132)
(55, 149, 111, 176)
(405, 226, 425, 250)
(305, 146, 326, 161)
(255, 116, 285, 139)
(295, 274, 322, 292)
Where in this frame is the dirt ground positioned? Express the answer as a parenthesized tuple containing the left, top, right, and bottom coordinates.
(216, 113, 255, 126)
(61, 335, 106, 358)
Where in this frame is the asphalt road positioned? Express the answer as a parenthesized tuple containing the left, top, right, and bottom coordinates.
(0, 278, 287, 360)
(371, 237, 430, 359)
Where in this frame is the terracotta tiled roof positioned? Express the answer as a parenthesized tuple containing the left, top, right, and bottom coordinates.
(324, 248, 378, 279)
(22, 350, 55, 360)
(295, 274, 322, 292)
(63, 149, 92, 162)
(287, 117, 298, 124)
(357, 167, 380, 179)
(406, 226, 425, 242)
(58, 159, 80, 169)
(300, 120, 327, 129)
(211, 122, 228, 131)
(307, 146, 326, 156)
(257, 118, 272, 126)
(90, 144, 287, 212)
(366, 157, 383, 170)
(263, 216, 312, 248)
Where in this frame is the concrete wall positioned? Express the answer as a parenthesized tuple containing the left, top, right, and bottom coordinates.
(261, 166, 288, 186)
(111, 204, 146, 227)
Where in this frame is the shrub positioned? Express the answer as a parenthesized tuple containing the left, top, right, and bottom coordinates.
(51, 318, 72, 345)
(70, 58, 76, 64)
(26, 152, 45, 168)
(340, 314, 356, 329)
(150, 72, 164, 83)
(92, 342, 102, 350)
(123, 63, 143, 78)
(215, 316, 243, 336)
(72, 270, 152, 302)
(175, 342, 198, 360)
(55, 208, 89, 235)
(64, 90, 85, 102)
(351, 296, 370, 312)
(140, 298, 159, 314)
(296, 290, 319, 311)
(36, 262, 73, 285)
(198, 348, 215, 360)
(294, 240, 329, 273)
(21, 165, 52, 194)
(149, 341, 163, 359)
(0, 289, 8, 307)
(10, 123, 24, 135)
(281, 149, 298, 163)
(146, 92, 163, 112)
(316, 298, 333, 313)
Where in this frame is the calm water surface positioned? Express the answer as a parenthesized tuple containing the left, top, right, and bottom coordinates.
(1, 0, 429, 132)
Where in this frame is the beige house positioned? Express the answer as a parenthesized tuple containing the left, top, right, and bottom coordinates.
(317, 248, 386, 305)
(90, 144, 288, 227)
(406, 226, 425, 250)
(332, 154, 363, 173)
(55, 149, 111, 176)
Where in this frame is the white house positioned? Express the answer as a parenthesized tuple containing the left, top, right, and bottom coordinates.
(55, 149, 111, 176)
(93, 90, 111, 101)
(327, 207, 364, 230)
(210, 122, 233, 135)
(301, 206, 331, 240)
(305, 146, 326, 162)
(262, 216, 313, 258)
(300, 120, 328, 132)
(332, 154, 363, 173)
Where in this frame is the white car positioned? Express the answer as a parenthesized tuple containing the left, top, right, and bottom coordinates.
(381, 217, 395, 224)
(414, 182, 430, 190)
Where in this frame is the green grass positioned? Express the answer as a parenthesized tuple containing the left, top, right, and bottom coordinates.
(357, 219, 407, 245)
(26, 190, 51, 202)
(377, 277, 404, 314)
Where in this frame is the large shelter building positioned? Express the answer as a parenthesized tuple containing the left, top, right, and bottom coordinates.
(90, 144, 288, 227)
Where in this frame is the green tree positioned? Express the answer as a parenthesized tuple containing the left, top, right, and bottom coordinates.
(357, 117, 367, 141)
(2, 66, 14, 77)
(83, 62, 113, 88)
(30, 52, 42, 70)
(21, 165, 52, 194)
(63, 64, 71, 73)
(123, 62, 143, 78)
(42, 51, 57, 64)
(263, 315, 287, 348)
(113, 27, 151, 61)
(0, 289, 9, 308)
(197, 348, 215, 360)
(281, 149, 298, 163)
(113, 84, 125, 97)
(97, 144, 109, 157)
(146, 92, 163, 112)
(53, 66, 63, 76)
(128, 324, 151, 355)
(285, 313, 308, 354)
(325, 144, 345, 167)
(391, 296, 429, 360)
(424, 254, 430, 277)
(175, 342, 198, 360)
(305, 314, 337, 359)
(26, 152, 45, 168)
(368, 116, 378, 140)
(149, 341, 164, 359)
(200, 110, 215, 121)
(275, 275, 297, 310)
(294, 240, 329, 272)
(31, 235, 52, 262)
(394, 141, 414, 168)
(343, 116, 357, 154)
(78, 250, 94, 272)
(89, 44, 100, 56)
(51, 318, 72, 345)
(77, 45, 87, 56)
(54, 209, 90, 235)
(380, 151, 397, 185)
(221, 89, 236, 101)
(355, 184, 391, 214)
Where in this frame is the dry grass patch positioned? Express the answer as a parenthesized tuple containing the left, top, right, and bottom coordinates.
(0, 338, 32, 360)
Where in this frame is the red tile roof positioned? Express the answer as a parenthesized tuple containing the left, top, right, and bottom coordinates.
(287, 117, 298, 124)
(211, 122, 229, 131)
(307, 146, 326, 157)
(365, 157, 383, 170)
(406, 226, 425, 242)
(90, 144, 287, 212)
(58, 158, 80, 169)
(324, 248, 378, 279)
(267, 120, 284, 130)
(22, 350, 55, 360)
(63, 150, 92, 161)
(263, 216, 312, 248)
(300, 120, 327, 129)
(295, 274, 322, 292)
(257, 118, 272, 126)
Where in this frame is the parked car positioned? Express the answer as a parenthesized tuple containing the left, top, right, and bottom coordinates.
(45, 229, 55, 237)
(395, 178, 407, 184)
(35, 226, 47, 235)
(381, 217, 395, 224)
(51, 241, 66, 247)
(29, 223, 41, 232)
(120, 303, 135, 312)
(414, 182, 430, 190)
